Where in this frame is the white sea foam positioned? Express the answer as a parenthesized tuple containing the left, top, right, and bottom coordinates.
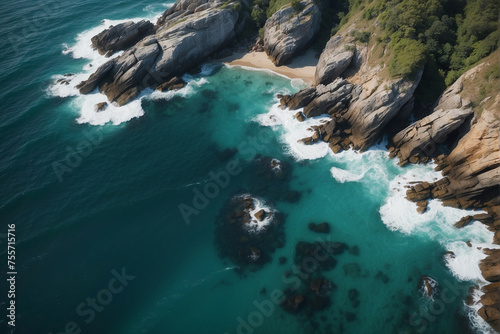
(466, 288, 498, 334)
(49, 6, 173, 126)
(330, 166, 367, 183)
(257, 103, 330, 160)
(378, 161, 499, 334)
(236, 195, 276, 234)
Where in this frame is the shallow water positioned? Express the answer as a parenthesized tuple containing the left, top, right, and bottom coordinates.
(0, 1, 496, 333)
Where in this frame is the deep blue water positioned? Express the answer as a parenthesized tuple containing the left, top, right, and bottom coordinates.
(0, 1, 496, 334)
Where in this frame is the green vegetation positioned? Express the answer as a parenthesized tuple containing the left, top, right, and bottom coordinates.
(267, 0, 293, 17)
(388, 38, 426, 79)
(291, 0, 302, 12)
(351, 30, 370, 43)
(236, 0, 498, 100)
(360, 0, 499, 82)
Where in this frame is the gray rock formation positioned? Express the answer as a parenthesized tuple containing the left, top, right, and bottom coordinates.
(263, 0, 321, 66)
(405, 97, 500, 211)
(344, 69, 423, 151)
(78, 0, 241, 105)
(315, 35, 355, 85)
(390, 76, 474, 165)
(279, 78, 360, 117)
(91, 20, 154, 57)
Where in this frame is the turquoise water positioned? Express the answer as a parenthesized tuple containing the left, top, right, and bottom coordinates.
(0, 1, 496, 334)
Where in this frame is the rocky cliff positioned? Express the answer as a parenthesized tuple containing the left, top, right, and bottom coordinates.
(78, 0, 241, 105)
(279, 28, 424, 151)
(389, 70, 477, 166)
(263, 0, 321, 66)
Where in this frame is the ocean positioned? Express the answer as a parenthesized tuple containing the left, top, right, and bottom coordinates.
(0, 1, 497, 333)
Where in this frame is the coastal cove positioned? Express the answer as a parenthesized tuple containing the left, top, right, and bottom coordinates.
(1, 0, 499, 334)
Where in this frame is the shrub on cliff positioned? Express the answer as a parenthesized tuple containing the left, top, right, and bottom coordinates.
(388, 38, 426, 79)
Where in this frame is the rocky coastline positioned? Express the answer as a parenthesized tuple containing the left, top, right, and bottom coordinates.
(75, 0, 499, 330)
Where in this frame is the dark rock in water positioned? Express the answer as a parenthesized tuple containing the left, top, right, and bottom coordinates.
(214, 194, 285, 272)
(283, 190, 301, 203)
(454, 215, 473, 228)
(419, 275, 439, 298)
(254, 209, 266, 221)
(91, 20, 154, 57)
(218, 148, 238, 161)
(281, 294, 305, 313)
(348, 245, 359, 256)
(294, 241, 338, 272)
(248, 156, 301, 204)
(375, 271, 390, 284)
(342, 263, 361, 278)
(348, 289, 360, 308)
(308, 222, 330, 234)
(294, 112, 306, 122)
(56, 78, 70, 85)
(466, 286, 479, 306)
(466, 240, 472, 247)
(310, 277, 333, 295)
(479, 249, 500, 282)
(416, 200, 428, 214)
(478, 281, 500, 330)
(157, 76, 186, 92)
(279, 87, 317, 110)
(443, 251, 455, 259)
(201, 89, 218, 99)
(326, 241, 348, 255)
(279, 256, 287, 265)
(345, 312, 356, 322)
(94, 102, 108, 112)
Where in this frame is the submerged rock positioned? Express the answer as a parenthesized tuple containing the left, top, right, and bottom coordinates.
(214, 194, 284, 272)
(348, 288, 360, 308)
(263, 0, 321, 66)
(308, 222, 330, 234)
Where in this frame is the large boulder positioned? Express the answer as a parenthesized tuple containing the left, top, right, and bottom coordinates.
(479, 249, 500, 282)
(390, 72, 474, 165)
(315, 35, 355, 85)
(303, 78, 358, 117)
(478, 282, 500, 331)
(91, 20, 154, 57)
(279, 78, 360, 117)
(78, 0, 241, 105)
(344, 69, 424, 150)
(391, 108, 473, 165)
(263, 0, 321, 66)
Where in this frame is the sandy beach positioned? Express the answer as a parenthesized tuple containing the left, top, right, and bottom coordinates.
(223, 49, 319, 85)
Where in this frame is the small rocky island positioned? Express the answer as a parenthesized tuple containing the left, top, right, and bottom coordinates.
(76, 0, 499, 330)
